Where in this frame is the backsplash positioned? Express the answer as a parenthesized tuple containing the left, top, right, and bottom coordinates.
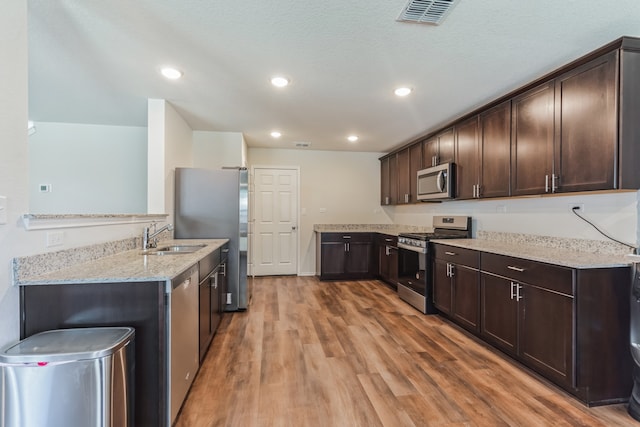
(476, 231, 634, 256)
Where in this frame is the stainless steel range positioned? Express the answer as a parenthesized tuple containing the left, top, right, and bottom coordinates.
(397, 216, 472, 314)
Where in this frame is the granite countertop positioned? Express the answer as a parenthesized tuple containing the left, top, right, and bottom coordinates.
(313, 224, 432, 235)
(432, 238, 633, 269)
(16, 239, 229, 286)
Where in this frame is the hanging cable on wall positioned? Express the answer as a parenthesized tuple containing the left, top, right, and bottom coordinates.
(570, 206, 637, 253)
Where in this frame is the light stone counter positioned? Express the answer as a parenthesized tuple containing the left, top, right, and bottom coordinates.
(432, 238, 633, 269)
(15, 239, 229, 285)
(313, 224, 432, 235)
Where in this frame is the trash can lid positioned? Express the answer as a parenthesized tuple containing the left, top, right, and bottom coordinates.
(0, 327, 134, 364)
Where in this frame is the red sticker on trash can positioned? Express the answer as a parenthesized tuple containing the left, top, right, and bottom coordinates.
(37, 362, 48, 366)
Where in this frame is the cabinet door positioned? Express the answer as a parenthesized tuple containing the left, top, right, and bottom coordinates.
(397, 148, 410, 204)
(452, 264, 480, 332)
(345, 242, 372, 275)
(511, 82, 555, 195)
(321, 242, 346, 276)
(388, 154, 399, 205)
(480, 101, 511, 198)
(380, 157, 391, 205)
(519, 284, 574, 388)
(555, 51, 618, 192)
(409, 143, 422, 203)
(433, 259, 452, 314)
(199, 280, 211, 361)
(437, 128, 455, 165)
(455, 116, 480, 200)
(422, 136, 438, 168)
(210, 270, 221, 334)
(481, 273, 517, 355)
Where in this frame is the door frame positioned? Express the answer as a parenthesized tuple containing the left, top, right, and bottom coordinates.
(250, 165, 301, 277)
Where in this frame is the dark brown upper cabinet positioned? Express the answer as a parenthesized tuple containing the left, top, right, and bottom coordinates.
(511, 81, 555, 196)
(382, 142, 423, 206)
(455, 116, 480, 200)
(553, 50, 618, 193)
(480, 101, 512, 198)
(422, 128, 455, 168)
(380, 155, 397, 205)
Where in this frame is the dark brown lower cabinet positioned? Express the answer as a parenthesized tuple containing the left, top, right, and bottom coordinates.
(377, 234, 398, 288)
(433, 245, 480, 333)
(319, 232, 374, 280)
(437, 246, 632, 406)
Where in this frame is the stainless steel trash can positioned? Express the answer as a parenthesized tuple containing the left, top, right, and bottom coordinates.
(0, 327, 135, 427)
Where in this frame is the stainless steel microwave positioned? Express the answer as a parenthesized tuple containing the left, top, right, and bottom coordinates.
(417, 162, 456, 201)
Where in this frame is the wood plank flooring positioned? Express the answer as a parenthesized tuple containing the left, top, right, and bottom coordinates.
(175, 276, 637, 426)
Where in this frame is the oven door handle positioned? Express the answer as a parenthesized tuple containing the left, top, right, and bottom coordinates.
(397, 242, 427, 254)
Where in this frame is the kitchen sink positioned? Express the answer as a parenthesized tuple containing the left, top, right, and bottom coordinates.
(141, 244, 206, 255)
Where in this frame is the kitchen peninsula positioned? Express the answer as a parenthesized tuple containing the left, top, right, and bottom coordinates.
(14, 238, 228, 427)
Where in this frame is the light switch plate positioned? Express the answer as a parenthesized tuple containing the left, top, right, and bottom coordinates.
(0, 196, 6, 225)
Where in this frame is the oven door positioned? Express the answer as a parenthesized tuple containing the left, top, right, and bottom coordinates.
(397, 244, 428, 313)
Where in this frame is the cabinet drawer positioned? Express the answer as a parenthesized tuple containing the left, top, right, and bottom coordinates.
(432, 244, 479, 268)
(481, 252, 574, 295)
(321, 232, 373, 243)
(377, 233, 397, 245)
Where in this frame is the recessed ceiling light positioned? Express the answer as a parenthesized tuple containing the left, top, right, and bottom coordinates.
(271, 76, 290, 88)
(347, 135, 359, 142)
(394, 87, 412, 97)
(270, 131, 282, 138)
(160, 67, 183, 80)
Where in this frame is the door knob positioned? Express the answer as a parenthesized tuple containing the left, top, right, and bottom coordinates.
(292, 226, 297, 231)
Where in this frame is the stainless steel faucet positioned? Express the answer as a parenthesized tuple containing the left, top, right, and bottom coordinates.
(143, 223, 174, 249)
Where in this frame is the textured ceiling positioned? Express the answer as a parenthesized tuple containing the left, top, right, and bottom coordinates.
(28, 0, 640, 153)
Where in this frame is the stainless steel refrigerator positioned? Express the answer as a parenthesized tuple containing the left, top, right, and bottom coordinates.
(174, 167, 249, 311)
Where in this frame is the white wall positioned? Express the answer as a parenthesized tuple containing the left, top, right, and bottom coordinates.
(0, 0, 29, 347)
(192, 131, 246, 169)
(248, 148, 390, 275)
(28, 122, 147, 214)
(389, 191, 639, 249)
(148, 99, 194, 220)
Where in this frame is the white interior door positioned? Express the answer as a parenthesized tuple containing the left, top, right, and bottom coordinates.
(252, 167, 298, 276)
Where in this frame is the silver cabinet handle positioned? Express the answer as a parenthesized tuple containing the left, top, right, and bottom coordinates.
(510, 282, 517, 300)
(552, 174, 558, 193)
(449, 263, 455, 277)
(404, 194, 409, 203)
(385, 196, 390, 205)
(385, 238, 393, 242)
(476, 184, 481, 198)
(445, 251, 456, 256)
(385, 245, 391, 256)
(516, 284, 523, 301)
(342, 235, 351, 239)
(507, 265, 525, 272)
(545, 174, 549, 193)
(473, 184, 477, 198)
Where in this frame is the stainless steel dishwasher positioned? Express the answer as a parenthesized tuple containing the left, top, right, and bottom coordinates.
(169, 265, 199, 424)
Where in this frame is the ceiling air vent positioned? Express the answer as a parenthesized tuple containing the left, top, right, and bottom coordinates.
(397, 0, 460, 25)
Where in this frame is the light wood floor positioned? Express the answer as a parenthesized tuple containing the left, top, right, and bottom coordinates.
(175, 276, 637, 426)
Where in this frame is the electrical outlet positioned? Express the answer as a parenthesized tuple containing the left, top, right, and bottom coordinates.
(46, 231, 64, 247)
(569, 203, 585, 213)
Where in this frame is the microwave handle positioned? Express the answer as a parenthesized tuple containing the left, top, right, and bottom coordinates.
(436, 170, 445, 192)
